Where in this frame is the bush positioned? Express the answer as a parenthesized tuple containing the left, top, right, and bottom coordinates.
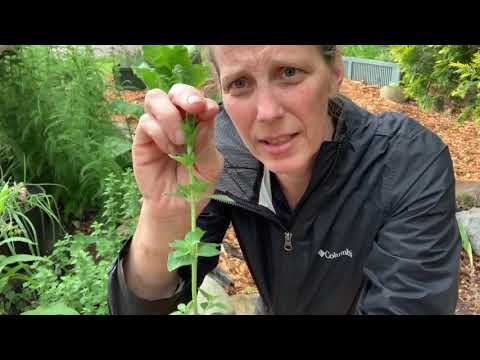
(0, 46, 132, 221)
(390, 45, 480, 125)
(341, 45, 393, 62)
(20, 168, 141, 315)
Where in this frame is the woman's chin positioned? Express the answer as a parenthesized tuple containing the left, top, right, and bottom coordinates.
(262, 157, 310, 176)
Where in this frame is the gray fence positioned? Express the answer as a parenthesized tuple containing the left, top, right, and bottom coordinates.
(342, 56, 401, 87)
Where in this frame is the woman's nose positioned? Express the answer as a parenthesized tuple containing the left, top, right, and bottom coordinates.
(255, 88, 285, 123)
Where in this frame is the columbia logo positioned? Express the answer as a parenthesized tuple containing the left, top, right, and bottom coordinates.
(318, 249, 353, 259)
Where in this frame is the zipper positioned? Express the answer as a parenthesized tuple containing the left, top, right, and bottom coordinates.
(213, 192, 297, 255)
(212, 191, 287, 231)
(283, 232, 293, 252)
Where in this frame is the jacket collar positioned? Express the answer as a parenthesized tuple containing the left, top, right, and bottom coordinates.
(213, 95, 369, 206)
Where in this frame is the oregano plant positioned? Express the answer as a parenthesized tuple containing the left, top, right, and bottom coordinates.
(134, 45, 234, 315)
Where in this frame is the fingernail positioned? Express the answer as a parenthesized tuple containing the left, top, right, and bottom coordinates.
(187, 95, 202, 104)
(175, 129, 186, 145)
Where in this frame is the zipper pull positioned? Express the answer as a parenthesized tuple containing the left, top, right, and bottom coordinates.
(284, 232, 293, 252)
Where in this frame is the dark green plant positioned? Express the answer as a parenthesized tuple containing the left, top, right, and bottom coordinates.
(458, 220, 475, 274)
(22, 167, 141, 315)
(0, 45, 132, 221)
(0, 176, 63, 257)
(0, 237, 50, 315)
(341, 45, 393, 62)
(0, 172, 63, 314)
(133, 45, 211, 92)
(390, 45, 480, 124)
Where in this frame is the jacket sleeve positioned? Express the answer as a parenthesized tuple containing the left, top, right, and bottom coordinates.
(357, 129, 461, 315)
(107, 199, 231, 315)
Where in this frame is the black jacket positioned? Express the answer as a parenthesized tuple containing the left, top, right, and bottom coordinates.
(108, 96, 461, 315)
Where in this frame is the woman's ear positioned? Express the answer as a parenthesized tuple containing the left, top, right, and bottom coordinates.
(328, 51, 344, 97)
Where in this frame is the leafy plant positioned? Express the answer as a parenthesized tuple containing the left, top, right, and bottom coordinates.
(390, 45, 480, 124)
(450, 50, 480, 125)
(22, 168, 141, 315)
(133, 45, 211, 92)
(133, 45, 233, 314)
(341, 45, 393, 62)
(0, 45, 132, 221)
(0, 177, 63, 257)
(458, 219, 475, 274)
(101, 168, 141, 229)
(0, 236, 50, 314)
(165, 114, 234, 315)
(0, 172, 63, 314)
(21, 302, 79, 315)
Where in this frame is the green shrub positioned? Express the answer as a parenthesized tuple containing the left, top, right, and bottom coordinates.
(21, 168, 141, 315)
(0, 46, 132, 221)
(390, 45, 480, 124)
(341, 45, 393, 62)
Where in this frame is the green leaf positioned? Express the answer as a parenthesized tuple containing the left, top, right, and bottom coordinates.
(185, 64, 211, 89)
(133, 63, 161, 90)
(103, 136, 132, 159)
(185, 228, 206, 245)
(197, 242, 220, 258)
(21, 303, 79, 315)
(176, 183, 193, 199)
(0, 236, 36, 248)
(191, 178, 210, 194)
(110, 100, 144, 118)
(458, 220, 474, 272)
(0, 255, 49, 273)
(169, 239, 192, 256)
(208, 194, 235, 205)
(143, 45, 190, 71)
(168, 153, 197, 167)
(0, 277, 8, 293)
(167, 251, 195, 272)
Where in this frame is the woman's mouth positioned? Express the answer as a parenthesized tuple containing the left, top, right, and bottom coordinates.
(259, 133, 299, 155)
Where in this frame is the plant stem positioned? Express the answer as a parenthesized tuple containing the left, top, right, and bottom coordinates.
(187, 122, 198, 315)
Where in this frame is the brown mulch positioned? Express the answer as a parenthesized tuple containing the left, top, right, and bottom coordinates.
(218, 227, 257, 296)
(113, 79, 480, 313)
(456, 253, 480, 315)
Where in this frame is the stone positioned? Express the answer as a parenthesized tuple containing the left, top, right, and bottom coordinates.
(380, 85, 407, 103)
(198, 275, 235, 315)
(456, 208, 480, 256)
(0, 45, 16, 55)
(229, 294, 259, 315)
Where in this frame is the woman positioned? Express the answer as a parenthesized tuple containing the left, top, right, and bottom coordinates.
(108, 45, 461, 315)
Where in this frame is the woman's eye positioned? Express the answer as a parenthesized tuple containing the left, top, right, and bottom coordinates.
(283, 67, 297, 78)
(231, 79, 247, 89)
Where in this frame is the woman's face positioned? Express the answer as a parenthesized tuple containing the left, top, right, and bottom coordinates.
(212, 45, 344, 177)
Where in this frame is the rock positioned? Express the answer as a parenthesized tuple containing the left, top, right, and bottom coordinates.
(198, 275, 235, 315)
(380, 85, 406, 103)
(456, 208, 480, 256)
(229, 294, 259, 315)
(0, 45, 16, 55)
